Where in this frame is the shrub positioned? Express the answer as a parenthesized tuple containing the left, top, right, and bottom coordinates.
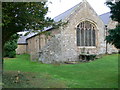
(8, 51, 16, 58)
(4, 34, 19, 58)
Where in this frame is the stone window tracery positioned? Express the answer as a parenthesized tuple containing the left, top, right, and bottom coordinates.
(77, 21, 96, 46)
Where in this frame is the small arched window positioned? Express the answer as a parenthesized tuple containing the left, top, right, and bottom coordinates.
(76, 21, 96, 46)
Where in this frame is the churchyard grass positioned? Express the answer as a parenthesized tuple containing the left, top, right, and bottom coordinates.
(3, 54, 118, 88)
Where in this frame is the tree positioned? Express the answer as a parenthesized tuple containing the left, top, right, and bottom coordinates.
(106, 1, 120, 23)
(106, 26, 120, 49)
(105, 1, 120, 52)
(2, 2, 54, 45)
(2, 2, 54, 70)
(4, 34, 19, 58)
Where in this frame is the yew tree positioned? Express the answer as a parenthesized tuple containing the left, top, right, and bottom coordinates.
(105, 1, 120, 51)
(2, 2, 54, 45)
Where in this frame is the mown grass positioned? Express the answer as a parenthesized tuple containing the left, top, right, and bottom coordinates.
(3, 54, 118, 88)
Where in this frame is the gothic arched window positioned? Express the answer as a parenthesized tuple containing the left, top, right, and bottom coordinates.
(76, 21, 96, 46)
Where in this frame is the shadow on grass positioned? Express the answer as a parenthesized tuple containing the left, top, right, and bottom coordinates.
(3, 71, 67, 88)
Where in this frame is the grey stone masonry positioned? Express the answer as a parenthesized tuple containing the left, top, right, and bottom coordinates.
(37, 0, 118, 63)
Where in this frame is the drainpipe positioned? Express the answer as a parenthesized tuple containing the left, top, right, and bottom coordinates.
(105, 25, 108, 54)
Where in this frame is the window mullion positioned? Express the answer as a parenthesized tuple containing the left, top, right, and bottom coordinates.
(77, 21, 96, 47)
(79, 27, 81, 46)
(87, 28, 89, 46)
(93, 29, 96, 46)
(91, 27, 93, 46)
(83, 22, 85, 46)
(77, 27, 80, 46)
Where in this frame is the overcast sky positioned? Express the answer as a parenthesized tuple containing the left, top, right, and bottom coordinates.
(46, 0, 110, 19)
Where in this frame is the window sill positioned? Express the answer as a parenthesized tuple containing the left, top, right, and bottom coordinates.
(77, 46, 96, 48)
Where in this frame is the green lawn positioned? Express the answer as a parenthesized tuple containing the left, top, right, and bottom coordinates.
(3, 54, 118, 88)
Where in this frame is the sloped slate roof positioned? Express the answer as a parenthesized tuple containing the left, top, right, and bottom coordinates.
(99, 12, 111, 25)
(17, 36, 28, 44)
(53, 3, 80, 22)
(17, 3, 81, 44)
(17, 33, 37, 44)
(18, 2, 111, 44)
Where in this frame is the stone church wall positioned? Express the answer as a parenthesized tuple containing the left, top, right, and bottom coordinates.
(38, 1, 107, 63)
(27, 29, 61, 62)
(16, 44, 27, 54)
(27, 0, 118, 63)
(58, 0, 106, 62)
(38, 32, 62, 63)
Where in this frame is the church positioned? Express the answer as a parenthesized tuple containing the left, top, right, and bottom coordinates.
(16, 0, 118, 63)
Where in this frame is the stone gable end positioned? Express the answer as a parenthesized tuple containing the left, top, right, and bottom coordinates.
(38, 0, 107, 63)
